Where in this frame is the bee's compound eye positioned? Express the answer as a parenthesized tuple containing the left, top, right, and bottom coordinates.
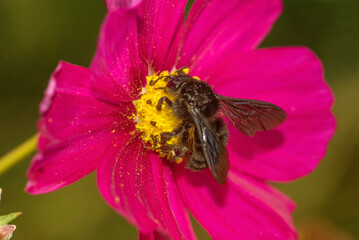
(167, 78, 188, 92)
(166, 79, 176, 90)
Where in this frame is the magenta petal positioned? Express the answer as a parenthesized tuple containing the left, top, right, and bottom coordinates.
(97, 136, 196, 239)
(162, 162, 197, 240)
(26, 129, 123, 194)
(175, 167, 296, 240)
(138, 231, 169, 240)
(178, 0, 282, 70)
(90, 9, 145, 103)
(97, 135, 156, 231)
(211, 47, 335, 181)
(37, 61, 135, 150)
(136, 0, 187, 71)
(105, 0, 142, 11)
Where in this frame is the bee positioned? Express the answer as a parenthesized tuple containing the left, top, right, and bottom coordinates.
(152, 68, 287, 184)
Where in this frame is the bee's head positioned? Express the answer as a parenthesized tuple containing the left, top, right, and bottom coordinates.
(165, 75, 192, 94)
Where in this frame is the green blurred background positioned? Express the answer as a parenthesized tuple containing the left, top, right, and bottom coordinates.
(0, 0, 358, 239)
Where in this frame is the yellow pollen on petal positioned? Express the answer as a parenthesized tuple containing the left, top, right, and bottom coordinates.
(134, 70, 182, 150)
(175, 158, 183, 164)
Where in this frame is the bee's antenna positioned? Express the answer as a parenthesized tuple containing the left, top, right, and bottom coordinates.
(175, 67, 189, 75)
(149, 75, 174, 86)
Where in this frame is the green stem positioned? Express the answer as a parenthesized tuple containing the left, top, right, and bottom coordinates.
(0, 134, 38, 175)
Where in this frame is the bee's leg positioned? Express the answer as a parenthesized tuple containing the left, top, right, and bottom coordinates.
(166, 144, 188, 162)
(144, 146, 160, 150)
(150, 134, 160, 147)
(160, 122, 189, 144)
(150, 143, 187, 162)
(180, 128, 189, 145)
(156, 96, 173, 111)
(153, 87, 165, 90)
(160, 127, 183, 145)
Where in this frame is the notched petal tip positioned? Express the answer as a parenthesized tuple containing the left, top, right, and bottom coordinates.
(25, 165, 64, 195)
(25, 171, 73, 195)
(39, 63, 62, 115)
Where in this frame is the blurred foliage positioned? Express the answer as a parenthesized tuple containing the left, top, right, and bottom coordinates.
(0, 0, 358, 239)
(297, 218, 357, 240)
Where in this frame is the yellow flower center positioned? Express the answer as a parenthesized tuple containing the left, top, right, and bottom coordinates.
(134, 69, 189, 162)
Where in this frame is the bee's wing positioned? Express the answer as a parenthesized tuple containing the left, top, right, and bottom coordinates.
(218, 95, 287, 137)
(190, 108, 230, 184)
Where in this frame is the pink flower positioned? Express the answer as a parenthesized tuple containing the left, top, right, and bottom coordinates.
(26, 0, 335, 239)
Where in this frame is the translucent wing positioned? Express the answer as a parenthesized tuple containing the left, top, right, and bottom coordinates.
(190, 108, 230, 184)
(218, 95, 287, 137)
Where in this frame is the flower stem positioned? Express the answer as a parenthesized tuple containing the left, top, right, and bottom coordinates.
(0, 134, 38, 175)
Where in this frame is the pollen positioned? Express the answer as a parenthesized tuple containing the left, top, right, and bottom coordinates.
(134, 70, 183, 153)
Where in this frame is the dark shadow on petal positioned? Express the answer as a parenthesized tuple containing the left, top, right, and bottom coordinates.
(228, 128, 285, 160)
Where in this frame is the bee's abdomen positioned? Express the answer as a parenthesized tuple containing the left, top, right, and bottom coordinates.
(186, 117, 229, 171)
(186, 145, 208, 171)
(186, 159, 207, 171)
